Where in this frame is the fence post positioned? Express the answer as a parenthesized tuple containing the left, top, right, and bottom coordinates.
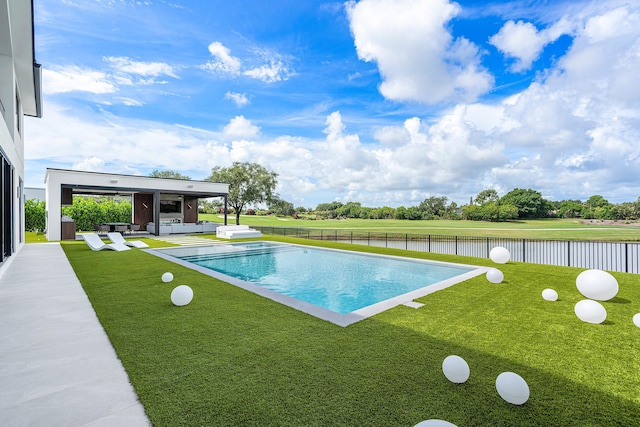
(335, 230, 338, 241)
(385, 233, 388, 248)
(455, 235, 458, 255)
(351, 231, 353, 244)
(625, 243, 629, 273)
(368, 232, 370, 246)
(567, 241, 571, 267)
(428, 235, 431, 252)
(321, 230, 323, 241)
(406, 234, 408, 250)
(522, 239, 526, 263)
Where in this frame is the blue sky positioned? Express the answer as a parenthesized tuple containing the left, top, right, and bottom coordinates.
(26, 0, 640, 208)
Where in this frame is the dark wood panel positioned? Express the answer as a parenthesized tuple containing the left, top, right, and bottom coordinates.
(133, 193, 154, 229)
(61, 187, 73, 205)
(61, 221, 76, 240)
(183, 197, 198, 223)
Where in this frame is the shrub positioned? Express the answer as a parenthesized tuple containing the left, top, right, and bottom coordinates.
(25, 199, 46, 232)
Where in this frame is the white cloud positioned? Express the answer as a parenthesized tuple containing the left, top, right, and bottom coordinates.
(43, 66, 116, 94)
(223, 115, 261, 139)
(43, 57, 178, 96)
(489, 19, 573, 72)
(72, 156, 106, 172)
(115, 97, 145, 106)
(202, 42, 294, 83)
(224, 92, 250, 107)
(243, 60, 291, 83)
(346, 0, 493, 104)
(104, 56, 179, 78)
(201, 41, 242, 75)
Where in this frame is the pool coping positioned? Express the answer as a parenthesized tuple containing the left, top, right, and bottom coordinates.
(146, 242, 490, 327)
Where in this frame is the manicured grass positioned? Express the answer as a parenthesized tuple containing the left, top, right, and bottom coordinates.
(200, 215, 640, 241)
(25, 231, 48, 243)
(61, 238, 640, 426)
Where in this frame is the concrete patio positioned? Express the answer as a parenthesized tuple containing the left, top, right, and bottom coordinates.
(0, 243, 150, 426)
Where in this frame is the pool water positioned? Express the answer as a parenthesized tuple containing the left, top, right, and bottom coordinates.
(154, 242, 480, 320)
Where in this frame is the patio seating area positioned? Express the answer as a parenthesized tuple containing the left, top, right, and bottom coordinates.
(0, 244, 150, 426)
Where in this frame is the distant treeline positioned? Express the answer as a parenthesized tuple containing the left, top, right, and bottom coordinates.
(299, 189, 640, 222)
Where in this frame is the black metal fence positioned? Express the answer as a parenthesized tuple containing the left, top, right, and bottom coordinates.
(253, 226, 640, 274)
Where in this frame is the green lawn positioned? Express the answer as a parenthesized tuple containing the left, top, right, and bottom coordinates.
(201, 215, 640, 241)
(61, 237, 640, 426)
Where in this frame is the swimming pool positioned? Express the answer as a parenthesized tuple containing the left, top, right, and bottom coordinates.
(150, 242, 486, 326)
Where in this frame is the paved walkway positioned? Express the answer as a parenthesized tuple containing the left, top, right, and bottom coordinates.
(0, 243, 150, 427)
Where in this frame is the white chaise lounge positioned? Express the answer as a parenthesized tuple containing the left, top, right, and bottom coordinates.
(82, 233, 131, 251)
(216, 225, 263, 239)
(107, 232, 149, 248)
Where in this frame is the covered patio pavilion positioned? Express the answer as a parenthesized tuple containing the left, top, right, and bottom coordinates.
(45, 168, 229, 241)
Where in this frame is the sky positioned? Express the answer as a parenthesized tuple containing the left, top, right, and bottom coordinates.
(25, 0, 640, 209)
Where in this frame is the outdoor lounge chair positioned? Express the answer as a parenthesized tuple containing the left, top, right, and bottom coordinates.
(82, 233, 131, 252)
(107, 232, 149, 248)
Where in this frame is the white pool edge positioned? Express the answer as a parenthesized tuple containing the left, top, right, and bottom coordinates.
(146, 242, 490, 327)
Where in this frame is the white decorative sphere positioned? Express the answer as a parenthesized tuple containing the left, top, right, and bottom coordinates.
(442, 355, 470, 384)
(486, 268, 504, 284)
(161, 272, 174, 283)
(414, 420, 458, 427)
(496, 372, 530, 405)
(574, 299, 607, 324)
(489, 246, 510, 264)
(633, 313, 640, 328)
(576, 269, 618, 301)
(171, 285, 193, 306)
(541, 288, 558, 301)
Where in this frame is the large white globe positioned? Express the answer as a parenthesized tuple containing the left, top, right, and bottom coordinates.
(496, 372, 530, 405)
(442, 355, 470, 384)
(489, 246, 510, 264)
(574, 299, 607, 324)
(414, 420, 458, 427)
(541, 289, 558, 301)
(171, 285, 194, 306)
(576, 269, 618, 301)
(486, 268, 504, 284)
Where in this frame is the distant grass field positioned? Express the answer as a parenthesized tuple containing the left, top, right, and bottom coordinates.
(200, 215, 640, 241)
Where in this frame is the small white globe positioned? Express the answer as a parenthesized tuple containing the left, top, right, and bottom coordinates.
(414, 420, 458, 427)
(171, 285, 194, 306)
(496, 372, 530, 405)
(161, 272, 174, 283)
(489, 246, 510, 264)
(486, 268, 504, 284)
(541, 289, 558, 301)
(442, 355, 470, 384)
(633, 313, 640, 328)
(574, 299, 607, 324)
(576, 269, 618, 301)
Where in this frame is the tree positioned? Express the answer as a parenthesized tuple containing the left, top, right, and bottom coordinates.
(557, 200, 583, 218)
(268, 198, 295, 217)
(582, 195, 611, 219)
(337, 202, 363, 218)
(500, 188, 549, 219)
(149, 170, 191, 180)
(474, 189, 499, 205)
(206, 162, 278, 225)
(418, 196, 448, 219)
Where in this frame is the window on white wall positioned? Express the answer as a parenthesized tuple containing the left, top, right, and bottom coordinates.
(15, 88, 21, 135)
